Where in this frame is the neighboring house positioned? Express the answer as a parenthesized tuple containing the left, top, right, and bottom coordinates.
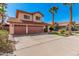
(58, 22, 69, 27)
(50, 22, 75, 27)
(50, 22, 76, 30)
(6, 10, 50, 35)
(57, 22, 69, 29)
(49, 22, 70, 28)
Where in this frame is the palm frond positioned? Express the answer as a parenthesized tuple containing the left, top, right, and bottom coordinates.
(49, 6, 58, 14)
(63, 3, 73, 7)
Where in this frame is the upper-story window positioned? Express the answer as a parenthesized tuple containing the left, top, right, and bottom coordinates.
(24, 15, 30, 19)
(36, 16, 41, 20)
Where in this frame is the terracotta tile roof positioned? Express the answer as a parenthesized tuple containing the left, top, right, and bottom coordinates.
(7, 17, 50, 26)
(8, 17, 21, 23)
(21, 20, 50, 25)
(8, 20, 20, 22)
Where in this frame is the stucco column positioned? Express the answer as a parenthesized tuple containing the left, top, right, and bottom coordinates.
(9, 24, 14, 35)
(26, 25, 28, 34)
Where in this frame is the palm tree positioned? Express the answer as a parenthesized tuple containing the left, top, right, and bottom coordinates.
(0, 3, 7, 29)
(49, 6, 58, 26)
(63, 3, 73, 35)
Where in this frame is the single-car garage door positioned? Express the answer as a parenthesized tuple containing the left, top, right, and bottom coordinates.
(28, 26, 44, 34)
(14, 25, 26, 35)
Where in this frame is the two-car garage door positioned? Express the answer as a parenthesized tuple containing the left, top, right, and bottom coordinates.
(14, 25, 44, 35)
(28, 26, 44, 34)
(14, 25, 26, 35)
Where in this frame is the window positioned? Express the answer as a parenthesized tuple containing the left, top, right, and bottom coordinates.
(36, 16, 41, 20)
(24, 15, 30, 19)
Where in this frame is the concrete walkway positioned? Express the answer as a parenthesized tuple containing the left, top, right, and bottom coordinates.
(14, 34, 79, 56)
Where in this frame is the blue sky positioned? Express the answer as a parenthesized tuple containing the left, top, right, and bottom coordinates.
(6, 3, 79, 23)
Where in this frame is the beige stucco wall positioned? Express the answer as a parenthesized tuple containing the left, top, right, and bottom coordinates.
(9, 24, 14, 35)
(17, 12, 42, 22)
(18, 12, 33, 21)
(26, 25, 28, 34)
(33, 13, 42, 22)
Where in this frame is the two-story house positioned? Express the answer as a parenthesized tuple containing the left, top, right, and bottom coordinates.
(7, 10, 50, 35)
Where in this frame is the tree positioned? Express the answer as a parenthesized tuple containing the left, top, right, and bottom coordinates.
(0, 3, 7, 29)
(49, 6, 58, 26)
(63, 3, 73, 35)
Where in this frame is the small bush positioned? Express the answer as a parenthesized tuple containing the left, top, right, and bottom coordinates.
(58, 29, 66, 34)
(49, 24, 59, 31)
(49, 26, 54, 31)
(0, 30, 14, 54)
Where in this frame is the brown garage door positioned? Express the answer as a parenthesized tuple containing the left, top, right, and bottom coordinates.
(14, 25, 26, 35)
(28, 26, 44, 34)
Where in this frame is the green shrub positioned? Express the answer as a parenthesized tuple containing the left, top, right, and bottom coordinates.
(0, 30, 8, 39)
(49, 26, 54, 31)
(49, 23, 59, 31)
(49, 31, 58, 34)
(0, 30, 14, 53)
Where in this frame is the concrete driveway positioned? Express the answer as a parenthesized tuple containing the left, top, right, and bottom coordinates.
(14, 34, 63, 50)
(13, 34, 79, 56)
